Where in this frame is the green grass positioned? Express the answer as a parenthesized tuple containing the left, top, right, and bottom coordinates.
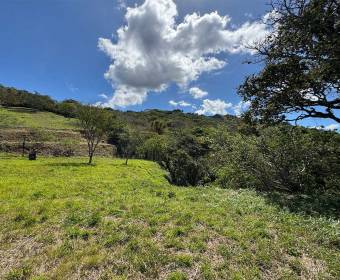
(0, 156, 339, 279)
(0, 107, 77, 129)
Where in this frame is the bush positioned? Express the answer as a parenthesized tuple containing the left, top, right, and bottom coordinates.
(159, 132, 213, 186)
(212, 125, 340, 194)
(139, 135, 168, 162)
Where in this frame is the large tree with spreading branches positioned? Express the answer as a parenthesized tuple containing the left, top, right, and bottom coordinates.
(239, 0, 340, 123)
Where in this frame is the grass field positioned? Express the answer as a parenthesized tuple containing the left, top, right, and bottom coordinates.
(0, 107, 77, 129)
(0, 155, 339, 279)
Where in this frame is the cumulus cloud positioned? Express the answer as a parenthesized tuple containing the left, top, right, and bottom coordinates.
(98, 0, 270, 107)
(233, 100, 251, 116)
(169, 100, 192, 107)
(196, 99, 232, 115)
(189, 87, 208, 99)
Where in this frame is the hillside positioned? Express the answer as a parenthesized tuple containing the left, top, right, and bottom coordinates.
(0, 107, 113, 157)
(0, 104, 240, 157)
(0, 106, 78, 130)
(0, 155, 339, 279)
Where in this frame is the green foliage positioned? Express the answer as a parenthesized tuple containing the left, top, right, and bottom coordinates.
(0, 85, 82, 118)
(212, 125, 340, 194)
(114, 128, 143, 164)
(166, 271, 188, 280)
(78, 105, 115, 163)
(139, 134, 169, 161)
(160, 131, 213, 186)
(56, 100, 80, 118)
(239, 0, 340, 123)
(151, 119, 167, 135)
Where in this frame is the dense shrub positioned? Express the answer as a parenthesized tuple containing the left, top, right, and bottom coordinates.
(212, 125, 340, 194)
(139, 135, 168, 162)
(159, 131, 213, 186)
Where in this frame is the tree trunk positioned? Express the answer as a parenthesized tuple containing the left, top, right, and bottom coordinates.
(125, 156, 129, 165)
(22, 137, 26, 157)
(89, 152, 93, 164)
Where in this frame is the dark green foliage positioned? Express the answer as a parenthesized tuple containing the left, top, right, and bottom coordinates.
(112, 127, 143, 165)
(160, 131, 213, 186)
(239, 0, 340, 123)
(151, 119, 167, 134)
(56, 100, 79, 118)
(212, 125, 340, 194)
(139, 134, 169, 162)
(0, 85, 81, 117)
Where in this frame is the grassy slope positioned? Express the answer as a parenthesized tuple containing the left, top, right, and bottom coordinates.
(0, 156, 339, 280)
(0, 107, 77, 129)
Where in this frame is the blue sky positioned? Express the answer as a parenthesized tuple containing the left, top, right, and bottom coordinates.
(0, 0, 338, 129)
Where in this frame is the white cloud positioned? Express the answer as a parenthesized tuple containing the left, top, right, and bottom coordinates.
(324, 124, 339, 131)
(100, 86, 148, 107)
(117, 0, 127, 10)
(169, 100, 192, 107)
(98, 0, 270, 107)
(233, 100, 251, 116)
(189, 87, 208, 99)
(99, 93, 108, 99)
(196, 99, 232, 115)
(310, 124, 339, 131)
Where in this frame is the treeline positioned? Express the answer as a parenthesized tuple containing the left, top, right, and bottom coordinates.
(110, 123, 340, 195)
(0, 85, 80, 118)
(1, 84, 339, 196)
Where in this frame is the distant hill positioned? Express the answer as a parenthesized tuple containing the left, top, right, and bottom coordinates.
(0, 85, 241, 156)
(0, 84, 240, 133)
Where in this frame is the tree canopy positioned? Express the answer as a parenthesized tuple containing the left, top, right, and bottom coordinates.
(239, 0, 340, 123)
(78, 105, 114, 164)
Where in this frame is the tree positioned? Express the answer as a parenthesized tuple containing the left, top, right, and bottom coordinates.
(57, 100, 80, 118)
(117, 129, 142, 165)
(140, 134, 168, 161)
(239, 0, 340, 123)
(78, 105, 114, 164)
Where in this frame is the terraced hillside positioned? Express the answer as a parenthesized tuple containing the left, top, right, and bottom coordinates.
(0, 107, 113, 156)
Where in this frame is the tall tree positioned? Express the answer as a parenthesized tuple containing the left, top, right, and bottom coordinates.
(78, 105, 114, 164)
(239, 0, 340, 123)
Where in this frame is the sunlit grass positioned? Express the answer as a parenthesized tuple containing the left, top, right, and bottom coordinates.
(0, 156, 339, 279)
(0, 107, 77, 129)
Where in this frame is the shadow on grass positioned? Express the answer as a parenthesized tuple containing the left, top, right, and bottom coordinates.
(46, 162, 92, 167)
(261, 191, 340, 220)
